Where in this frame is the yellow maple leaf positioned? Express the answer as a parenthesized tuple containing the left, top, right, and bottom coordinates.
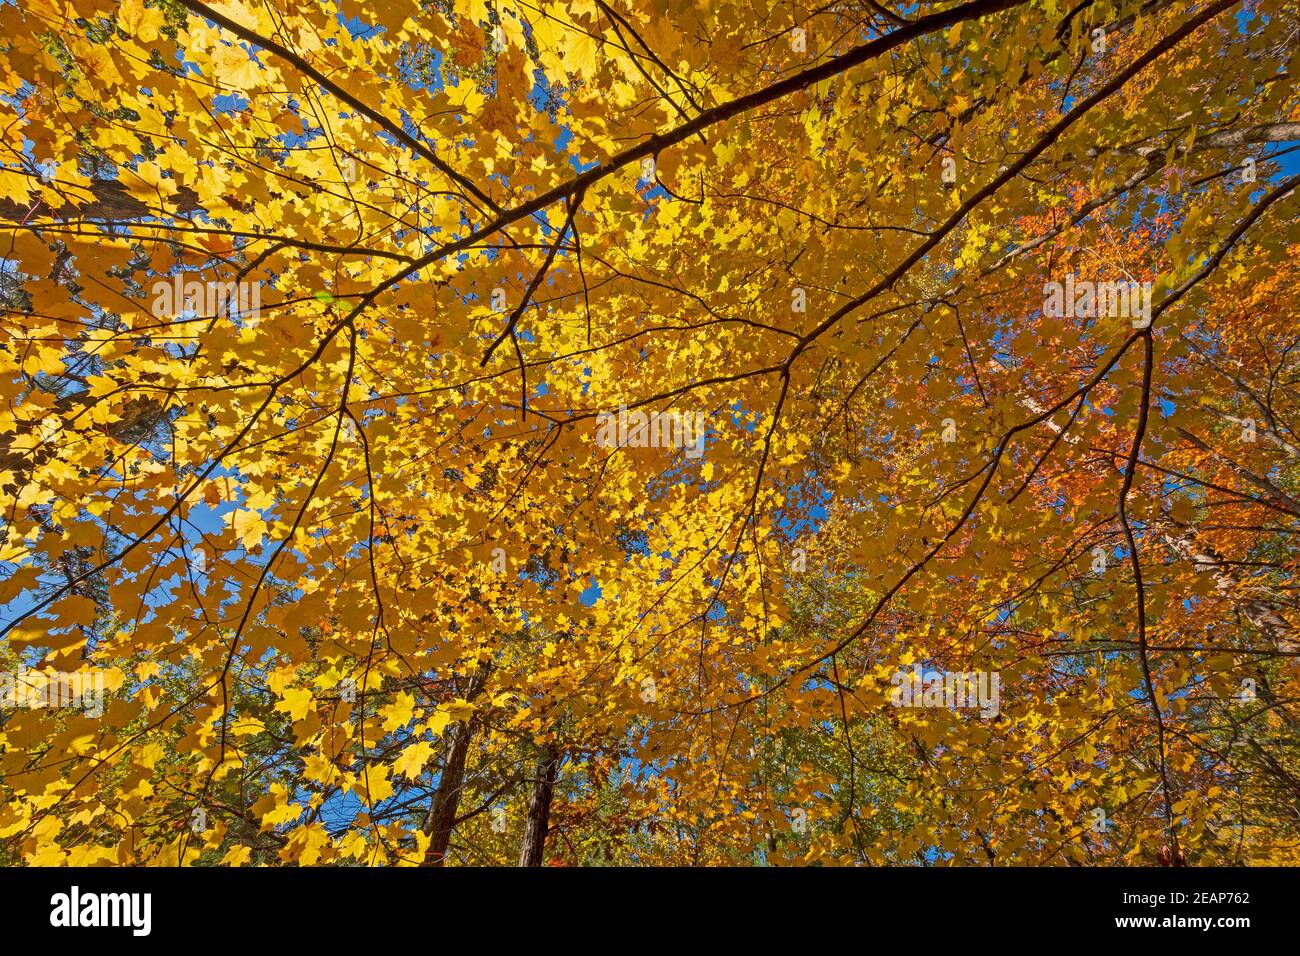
(123, 162, 178, 206)
(221, 845, 252, 866)
(231, 508, 266, 550)
(379, 691, 415, 732)
(443, 698, 475, 722)
(274, 686, 314, 722)
(119, 0, 165, 42)
(393, 740, 434, 781)
(566, 28, 599, 82)
(210, 42, 262, 91)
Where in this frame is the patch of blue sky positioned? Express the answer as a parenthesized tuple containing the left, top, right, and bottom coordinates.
(578, 577, 602, 606)
(336, 12, 382, 43)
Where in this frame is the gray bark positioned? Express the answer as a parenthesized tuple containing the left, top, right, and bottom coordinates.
(517, 743, 562, 867)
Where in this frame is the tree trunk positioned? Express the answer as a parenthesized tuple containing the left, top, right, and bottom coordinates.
(517, 743, 562, 867)
(420, 664, 491, 866)
(0, 179, 204, 223)
(1160, 520, 1296, 651)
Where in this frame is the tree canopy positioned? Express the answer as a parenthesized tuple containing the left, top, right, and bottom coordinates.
(1, 0, 1298, 866)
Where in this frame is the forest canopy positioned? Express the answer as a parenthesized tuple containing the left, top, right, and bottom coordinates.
(1, 0, 1298, 866)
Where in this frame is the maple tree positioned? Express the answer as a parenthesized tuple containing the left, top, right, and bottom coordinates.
(0, 0, 1298, 867)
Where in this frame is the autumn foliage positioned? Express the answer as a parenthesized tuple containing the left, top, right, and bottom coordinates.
(1, 0, 1298, 866)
